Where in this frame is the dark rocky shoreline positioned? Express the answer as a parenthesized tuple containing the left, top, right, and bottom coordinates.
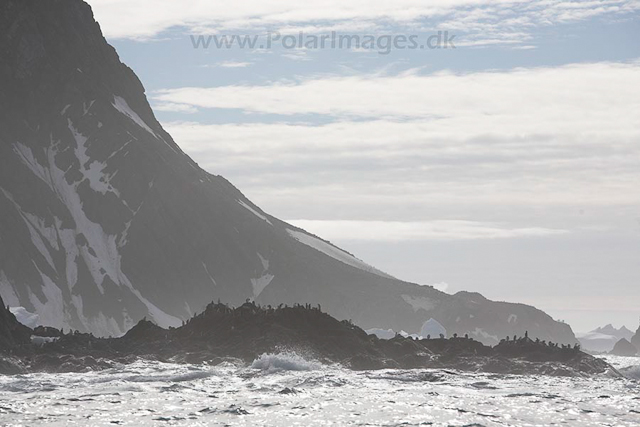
(0, 297, 616, 377)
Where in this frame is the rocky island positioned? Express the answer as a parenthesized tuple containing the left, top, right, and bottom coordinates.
(0, 297, 616, 378)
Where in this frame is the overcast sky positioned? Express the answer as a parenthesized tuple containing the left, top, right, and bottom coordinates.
(88, 0, 640, 332)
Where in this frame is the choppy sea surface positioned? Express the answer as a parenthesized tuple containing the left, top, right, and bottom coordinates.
(0, 353, 638, 426)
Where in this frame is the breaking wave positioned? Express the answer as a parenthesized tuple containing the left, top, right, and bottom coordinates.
(250, 352, 321, 373)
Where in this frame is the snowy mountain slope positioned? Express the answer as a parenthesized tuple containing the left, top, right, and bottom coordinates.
(0, 0, 577, 345)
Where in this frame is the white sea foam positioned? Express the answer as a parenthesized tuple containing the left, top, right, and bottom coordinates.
(0, 358, 638, 426)
(250, 352, 320, 373)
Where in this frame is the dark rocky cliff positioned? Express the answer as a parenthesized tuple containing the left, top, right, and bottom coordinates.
(0, 295, 31, 351)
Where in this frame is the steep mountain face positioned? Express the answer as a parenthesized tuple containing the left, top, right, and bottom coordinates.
(0, 0, 577, 345)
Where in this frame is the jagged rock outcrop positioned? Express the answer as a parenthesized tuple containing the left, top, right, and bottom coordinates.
(595, 324, 635, 341)
(610, 338, 638, 357)
(0, 295, 31, 351)
(0, 0, 577, 346)
(6, 303, 614, 377)
(0, 295, 32, 374)
(631, 327, 640, 351)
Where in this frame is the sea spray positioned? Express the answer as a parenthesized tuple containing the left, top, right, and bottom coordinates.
(250, 352, 321, 373)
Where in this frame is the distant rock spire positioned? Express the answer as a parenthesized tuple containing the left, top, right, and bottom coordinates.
(631, 322, 640, 352)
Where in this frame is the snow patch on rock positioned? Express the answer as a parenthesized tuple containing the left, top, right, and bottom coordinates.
(469, 327, 500, 345)
(0, 271, 20, 307)
(68, 120, 120, 196)
(257, 253, 269, 271)
(112, 95, 157, 137)
(201, 262, 217, 286)
(402, 295, 436, 312)
(12, 142, 50, 185)
(251, 274, 274, 299)
(286, 229, 393, 279)
(238, 200, 272, 225)
(11, 137, 180, 335)
(28, 263, 65, 329)
(251, 253, 274, 298)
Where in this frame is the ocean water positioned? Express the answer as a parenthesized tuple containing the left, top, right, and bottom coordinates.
(0, 354, 638, 426)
